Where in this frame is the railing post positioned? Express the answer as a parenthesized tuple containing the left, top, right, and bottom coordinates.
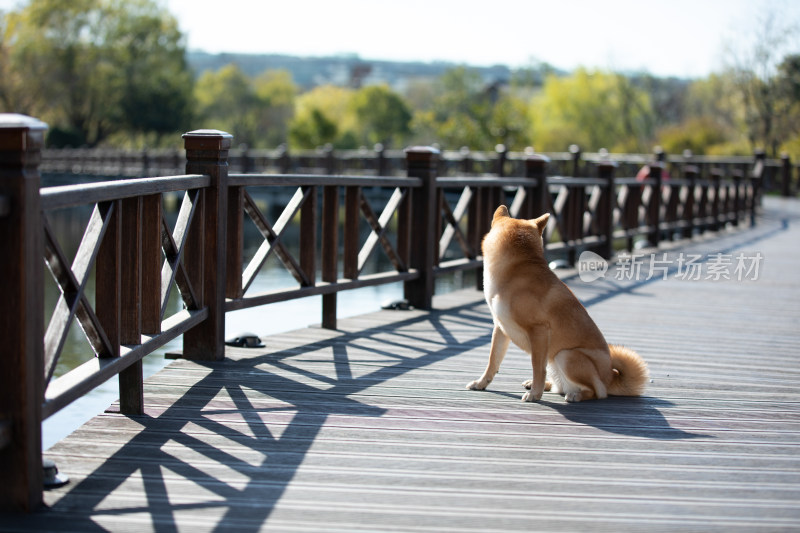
(404, 147, 439, 310)
(569, 144, 581, 177)
(181, 130, 232, 361)
(375, 143, 387, 176)
(597, 159, 617, 260)
(682, 165, 698, 238)
(226, 184, 244, 300)
(460, 147, 473, 175)
(751, 150, 765, 226)
(141, 149, 150, 176)
(647, 161, 663, 247)
(277, 143, 291, 174)
(781, 153, 792, 197)
(710, 168, 722, 231)
(321, 185, 339, 329)
(0, 114, 47, 511)
(324, 144, 336, 175)
(238, 144, 252, 174)
(524, 153, 549, 220)
(495, 144, 508, 178)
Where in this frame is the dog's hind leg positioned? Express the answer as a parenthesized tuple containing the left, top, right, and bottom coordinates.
(467, 325, 509, 390)
(553, 349, 608, 402)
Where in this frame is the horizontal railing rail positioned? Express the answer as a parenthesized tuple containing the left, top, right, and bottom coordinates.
(40, 144, 796, 196)
(0, 114, 761, 512)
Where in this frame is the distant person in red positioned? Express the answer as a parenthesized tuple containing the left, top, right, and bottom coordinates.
(636, 164, 669, 182)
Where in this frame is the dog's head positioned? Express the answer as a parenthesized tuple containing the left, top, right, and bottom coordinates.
(491, 205, 549, 236)
(485, 205, 550, 259)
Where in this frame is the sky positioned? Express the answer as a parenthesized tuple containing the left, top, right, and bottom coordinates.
(1, 0, 798, 78)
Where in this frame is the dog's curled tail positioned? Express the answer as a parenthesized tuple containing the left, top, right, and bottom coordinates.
(607, 344, 649, 396)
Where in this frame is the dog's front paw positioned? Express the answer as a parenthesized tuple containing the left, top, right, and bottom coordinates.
(466, 378, 489, 391)
(521, 390, 542, 402)
(523, 379, 553, 391)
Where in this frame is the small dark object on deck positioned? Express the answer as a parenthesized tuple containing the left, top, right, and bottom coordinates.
(382, 299, 414, 311)
(43, 459, 69, 490)
(225, 333, 264, 348)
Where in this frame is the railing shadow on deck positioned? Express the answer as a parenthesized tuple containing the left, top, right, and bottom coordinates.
(0, 113, 767, 511)
(10, 288, 716, 530)
(5, 302, 493, 531)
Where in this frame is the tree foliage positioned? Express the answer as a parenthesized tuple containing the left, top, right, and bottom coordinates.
(1, 0, 193, 147)
(288, 84, 414, 149)
(289, 85, 354, 149)
(725, 12, 800, 156)
(406, 66, 534, 150)
(351, 84, 412, 148)
(529, 69, 653, 153)
(194, 65, 297, 148)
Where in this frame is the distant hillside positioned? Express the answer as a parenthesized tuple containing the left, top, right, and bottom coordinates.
(186, 51, 559, 91)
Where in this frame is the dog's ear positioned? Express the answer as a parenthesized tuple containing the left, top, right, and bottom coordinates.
(531, 213, 550, 235)
(491, 205, 510, 227)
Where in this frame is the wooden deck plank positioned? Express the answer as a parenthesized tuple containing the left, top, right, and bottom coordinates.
(3, 197, 800, 532)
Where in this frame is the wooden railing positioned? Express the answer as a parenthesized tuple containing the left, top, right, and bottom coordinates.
(40, 143, 796, 196)
(0, 114, 760, 511)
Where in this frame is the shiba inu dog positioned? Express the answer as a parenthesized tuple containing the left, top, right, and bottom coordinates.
(467, 206, 648, 402)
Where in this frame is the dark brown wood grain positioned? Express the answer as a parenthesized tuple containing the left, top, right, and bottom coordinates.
(299, 185, 317, 287)
(0, 117, 45, 511)
(141, 194, 162, 334)
(343, 186, 360, 280)
(181, 130, 231, 361)
(225, 186, 244, 299)
(404, 148, 439, 310)
(321, 186, 339, 329)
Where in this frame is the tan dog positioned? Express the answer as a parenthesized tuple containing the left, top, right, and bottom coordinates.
(467, 206, 648, 402)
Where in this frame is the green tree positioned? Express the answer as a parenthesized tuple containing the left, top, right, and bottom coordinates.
(487, 93, 532, 150)
(351, 84, 412, 147)
(253, 69, 297, 147)
(657, 117, 731, 155)
(194, 66, 297, 148)
(529, 69, 654, 152)
(725, 12, 800, 156)
(430, 67, 492, 149)
(1, 0, 193, 147)
(774, 55, 800, 158)
(655, 73, 750, 156)
(405, 67, 533, 150)
(289, 85, 356, 149)
(195, 64, 262, 146)
(289, 108, 338, 148)
(111, 0, 193, 143)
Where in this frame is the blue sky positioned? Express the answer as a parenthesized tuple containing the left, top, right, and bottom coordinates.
(2, 0, 798, 78)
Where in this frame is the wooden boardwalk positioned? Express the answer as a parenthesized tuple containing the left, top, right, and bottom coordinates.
(4, 197, 800, 532)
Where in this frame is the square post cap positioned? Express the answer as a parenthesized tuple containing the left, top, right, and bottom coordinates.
(0, 114, 48, 151)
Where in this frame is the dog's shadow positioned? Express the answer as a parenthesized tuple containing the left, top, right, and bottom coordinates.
(554, 396, 709, 440)
(490, 391, 709, 440)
